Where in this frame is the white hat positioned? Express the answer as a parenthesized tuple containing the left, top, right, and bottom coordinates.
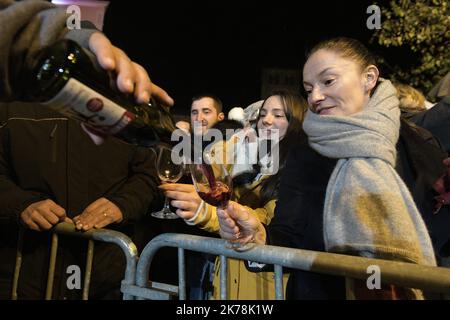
(228, 107, 245, 125)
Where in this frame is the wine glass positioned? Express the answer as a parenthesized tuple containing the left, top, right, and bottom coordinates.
(151, 145, 184, 219)
(189, 162, 232, 210)
(189, 153, 252, 250)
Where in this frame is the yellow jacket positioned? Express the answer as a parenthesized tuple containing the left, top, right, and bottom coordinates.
(186, 173, 289, 300)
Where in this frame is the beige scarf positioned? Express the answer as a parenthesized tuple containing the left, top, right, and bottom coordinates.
(303, 79, 436, 266)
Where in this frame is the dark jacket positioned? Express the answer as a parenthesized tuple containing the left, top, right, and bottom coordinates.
(410, 97, 450, 154)
(267, 121, 449, 299)
(0, 102, 160, 299)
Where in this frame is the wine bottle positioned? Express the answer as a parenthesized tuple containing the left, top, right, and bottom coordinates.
(25, 39, 176, 147)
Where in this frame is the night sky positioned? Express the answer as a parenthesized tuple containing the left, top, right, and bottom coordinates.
(103, 0, 396, 115)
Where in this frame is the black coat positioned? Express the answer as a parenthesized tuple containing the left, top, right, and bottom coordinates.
(267, 122, 450, 299)
(0, 102, 160, 299)
(410, 97, 450, 154)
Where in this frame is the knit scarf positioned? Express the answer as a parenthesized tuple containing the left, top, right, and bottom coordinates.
(303, 79, 436, 266)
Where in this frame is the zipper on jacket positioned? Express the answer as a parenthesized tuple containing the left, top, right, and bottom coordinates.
(50, 124, 58, 163)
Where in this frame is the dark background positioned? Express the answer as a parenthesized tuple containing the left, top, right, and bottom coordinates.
(103, 0, 399, 115)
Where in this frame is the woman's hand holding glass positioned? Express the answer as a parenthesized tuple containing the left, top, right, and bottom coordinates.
(217, 201, 267, 250)
(151, 146, 183, 219)
(158, 183, 202, 220)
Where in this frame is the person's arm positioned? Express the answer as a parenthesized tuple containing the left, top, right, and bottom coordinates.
(192, 199, 275, 234)
(410, 97, 450, 153)
(216, 201, 267, 245)
(105, 146, 161, 223)
(0, 158, 48, 222)
(0, 108, 46, 219)
(73, 146, 160, 230)
(0, 107, 69, 230)
(160, 179, 276, 233)
(1, 0, 77, 100)
(0, 0, 173, 106)
(157, 182, 227, 233)
(216, 143, 316, 246)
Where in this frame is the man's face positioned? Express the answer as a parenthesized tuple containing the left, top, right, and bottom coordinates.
(190, 97, 224, 135)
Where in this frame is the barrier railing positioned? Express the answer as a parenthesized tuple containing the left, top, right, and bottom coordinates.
(12, 229, 450, 300)
(12, 222, 138, 300)
(127, 233, 450, 300)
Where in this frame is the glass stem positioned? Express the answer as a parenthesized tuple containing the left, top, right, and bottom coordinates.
(163, 196, 170, 211)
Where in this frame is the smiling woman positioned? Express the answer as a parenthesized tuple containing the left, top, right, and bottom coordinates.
(302, 38, 378, 116)
(160, 90, 307, 300)
(216, 37, 450, 300)
(299, 40, 436, 282)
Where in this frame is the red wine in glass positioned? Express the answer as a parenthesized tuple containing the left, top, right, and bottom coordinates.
(189, 163, 233, 209)
(191, 162, 252, 250)
(197, 181, 231, 209)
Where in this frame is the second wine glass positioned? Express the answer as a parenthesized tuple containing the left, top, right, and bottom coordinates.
(151, 145, 183, 219)
(189, 162, 232, 210)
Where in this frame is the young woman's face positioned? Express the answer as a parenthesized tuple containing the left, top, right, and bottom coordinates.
(302, 49, 370, 116)
(257, 95, 289, 140)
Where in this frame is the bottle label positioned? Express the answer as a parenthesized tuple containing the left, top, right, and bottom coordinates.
(41, 78, 135, 134)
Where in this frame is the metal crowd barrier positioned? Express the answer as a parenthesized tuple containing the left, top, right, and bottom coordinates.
(127, 233, 450, 300)
(12, 222, 138, 300)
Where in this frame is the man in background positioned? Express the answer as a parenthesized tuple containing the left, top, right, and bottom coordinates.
(190, 94, 224, 136)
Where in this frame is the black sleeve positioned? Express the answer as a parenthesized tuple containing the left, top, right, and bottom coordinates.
(410, 97, 450, 154)
(104, 146, 162, 224)
(0, 0, 97, 101)
(0, 106, 47, 220)
(397, 118, 450, 258)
